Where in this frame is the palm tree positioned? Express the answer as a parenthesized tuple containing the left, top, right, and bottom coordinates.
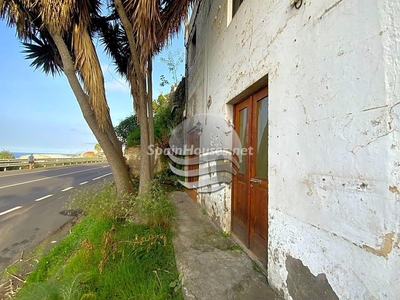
(97, 0, 193, 193)
(1, 0, 193, 195)
(0, 0, 135, 197)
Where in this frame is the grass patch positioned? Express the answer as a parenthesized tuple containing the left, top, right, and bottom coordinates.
(15, 184, 182, 300)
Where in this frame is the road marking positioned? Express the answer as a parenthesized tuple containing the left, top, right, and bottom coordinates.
(62, 187, 74, 192)
(92, 172, 113, 181)
(0, 166, 107, 190)
(35, 194, 53, 202)
(79, 181, 88, 185)
(0, 206, 23, 216)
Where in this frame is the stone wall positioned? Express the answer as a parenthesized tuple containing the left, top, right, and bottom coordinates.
(124, 146, 167, 175)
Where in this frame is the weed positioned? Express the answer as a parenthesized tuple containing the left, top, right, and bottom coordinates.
(169, 273, 184, 294)
(201, 208, 207, 216)
(67, 183, 121, 220)
(220, 230, 230, 238)
(134, 181, 176, 229)
(16, 185, 183, 300)
(228, 244, 243, 251)
(154, 168, 184, 191)
(59, 273, 87, 300)
(252, 260, 263, 274)
(67, 179, 176, 229)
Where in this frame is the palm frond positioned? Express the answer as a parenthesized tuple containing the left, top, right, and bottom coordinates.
(94, 16, 129, 77)
(72, 23, 110, 128)
(39, 0, 102, 35)
(0, 0, 38, 40)
(22, 39, 63, 76)
(123, 0, 194, 64)
(1, 0, 111, 130)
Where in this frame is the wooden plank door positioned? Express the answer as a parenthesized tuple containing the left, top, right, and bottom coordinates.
(232, 87, 268, 266)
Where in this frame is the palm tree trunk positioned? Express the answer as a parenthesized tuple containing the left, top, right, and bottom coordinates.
(138, 77, 152, 194)
(50, 32, 135, 197)
(147, 58, 155, 178)
(114, 0, 152, 194)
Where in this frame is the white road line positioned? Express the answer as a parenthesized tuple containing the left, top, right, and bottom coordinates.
(0, 166, 106, 190)
(35, 194, 53, 202)
(79, 181, 88, 185)
(92, 172, 113, 181)
(0, 206, 23, 216)
(0, 163, 109, 178)
(62, 187, 74, 192)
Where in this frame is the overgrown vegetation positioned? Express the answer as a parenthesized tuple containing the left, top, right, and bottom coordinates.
(15, 182, 182, 299)
(154, 168, 183, 191)
(0, 150, 14, 159)
(114, 114, 139, 146)
(115, 77, 186, 150)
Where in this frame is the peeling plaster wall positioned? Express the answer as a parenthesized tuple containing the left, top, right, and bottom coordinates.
(186, 0, 233, 232)
(186, 0, 400, 298)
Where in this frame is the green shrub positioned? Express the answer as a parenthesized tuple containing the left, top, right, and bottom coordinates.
(154, 168, 184, 190)
(135, 181, 176, 229)
(126, 126, 141, 147)
(0, 149, 15, 159)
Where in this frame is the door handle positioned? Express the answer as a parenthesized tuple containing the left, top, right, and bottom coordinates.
(250, 178, 262, 184)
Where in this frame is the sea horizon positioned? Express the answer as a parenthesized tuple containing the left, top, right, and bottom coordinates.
(12, 152, 77, 158)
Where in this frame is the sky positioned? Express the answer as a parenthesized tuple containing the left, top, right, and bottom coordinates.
(0, 20, 185, 155)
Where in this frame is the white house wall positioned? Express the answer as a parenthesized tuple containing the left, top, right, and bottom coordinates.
(186, 0, 400, 299)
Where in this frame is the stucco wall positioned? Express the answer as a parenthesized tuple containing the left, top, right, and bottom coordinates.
(186, 0, 400, 299)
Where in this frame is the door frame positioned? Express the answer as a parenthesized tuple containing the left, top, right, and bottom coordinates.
(231, 86, 269, 266)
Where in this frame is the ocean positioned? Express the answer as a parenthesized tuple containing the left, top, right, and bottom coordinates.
(12, 152, 32, 158)
(12, 152, 74, 158)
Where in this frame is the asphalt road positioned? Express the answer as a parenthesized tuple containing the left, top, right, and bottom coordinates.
(0, 163, 112, 272)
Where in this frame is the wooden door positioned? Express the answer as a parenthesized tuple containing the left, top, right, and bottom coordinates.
(232, 98, 252, 244)
(232, 87, 269, 266)
(186, 129, 200, 201)
(188, 130, 200, 184)
(248, 88, 269, 265)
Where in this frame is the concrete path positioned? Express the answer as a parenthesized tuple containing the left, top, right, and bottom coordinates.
(171, 191, 282, 300)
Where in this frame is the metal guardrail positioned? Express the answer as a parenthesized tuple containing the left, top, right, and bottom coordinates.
(0, 157, 107, 171)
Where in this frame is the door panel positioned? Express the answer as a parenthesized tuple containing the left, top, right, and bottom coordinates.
(232, 173, 248, 242)
(249, 90, 268, 265)
(232, 100, 251, 244)
(232, 87, 268, 266)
